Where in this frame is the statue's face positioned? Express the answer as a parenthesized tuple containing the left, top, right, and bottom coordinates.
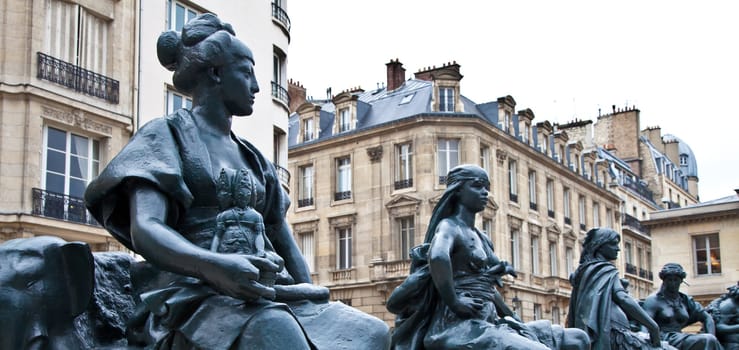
(220, 41, 259, 117)
(598, 239, 620, 261)
(662, 275, 682, 292)
(458, 178, 490, 213)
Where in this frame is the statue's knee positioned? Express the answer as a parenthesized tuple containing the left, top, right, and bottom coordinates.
(562, 328, 590, 350)
(239, 308, 310, 350)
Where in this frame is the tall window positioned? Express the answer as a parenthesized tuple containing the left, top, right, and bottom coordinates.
(298, 232, 315, 272)
(337, 227, 352, 269)
(578, 195, 586, 230)
(338, 108, 351, 132)
(606, 208, 613, 228)
(502, 112, 511, 132)
(302, 118, 315, 142)
(298, 165, 314, 207)
(395, 143, 413, 189)
(166, 89, 192, 114)
(552, 306, 561, 325)
(44, 127, 100, 199)
(438, 87, 455, 112)
(480, 145, 490, 174)
(533, 304, 542, 320)
(510, 229, 520, 270)
(593, 202, 600, 227)
(397, 217, 415, 260)
(508, 160, 518, 202)
(528, 170, 537, 210)
(167, 0, 198, 31)
(482, 218, 494, 238)
(523, 124, 531, 144)
(565, 247, 575, 276)
(693, 234, 721, 275)
(335, 157, 352, 200)
(549, 241, 558, 276)
(45, 0, 110, 74)
(563, 187, 571, 224)
(546, 179, 555, 218)
(624, 241, 634, 272)
(531, 236, 541, 275)
(437, 139, 459, 184)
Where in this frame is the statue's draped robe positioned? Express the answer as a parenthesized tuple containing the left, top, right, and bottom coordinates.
(85, 110, 309, 349)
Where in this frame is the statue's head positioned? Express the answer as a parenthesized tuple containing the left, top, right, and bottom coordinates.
(727, 282, 739, 300)
(658, 263, 686, 280)
(580, 227, 620, 263)
(157, 13, 259, 115)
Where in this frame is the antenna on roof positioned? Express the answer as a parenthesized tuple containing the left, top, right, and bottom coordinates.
(326, 87, 332, 100)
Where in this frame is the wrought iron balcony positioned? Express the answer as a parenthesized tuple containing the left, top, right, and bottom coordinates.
(529, 202, 537, 211)
(37, 52, 119, 104)
(625, 263, 638, 275)
(509, 193, 518, 203)
(580, 223, 586, 231)
(548, 209, 555, 218)
(271, 2, 291, 31)
(32, 188, 99, 226)
(438, 175, 447, 185)
(273, 162, 290, 188)
(394, 178, 413, 190)
(271, 81, 289, 106)
(297, 198, 314, 208)
(564, 217, 572, 225)
(622, 213, 650, 236)
(334, 191, 351, 201)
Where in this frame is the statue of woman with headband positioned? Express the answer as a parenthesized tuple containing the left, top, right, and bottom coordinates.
(643, 263, 721, 350)
(387, 164, 589, 350)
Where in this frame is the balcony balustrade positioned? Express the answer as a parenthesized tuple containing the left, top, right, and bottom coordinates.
(32, 188, 99, 226)
(37, 52, 119, 104)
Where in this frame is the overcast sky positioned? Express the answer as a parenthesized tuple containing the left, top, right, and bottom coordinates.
(287, 0, 738, 202)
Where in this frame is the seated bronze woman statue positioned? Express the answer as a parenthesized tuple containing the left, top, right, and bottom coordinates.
(387, 164, 589, 350)
(85, 13, 387, 350)
(643, 263, 722, 350)
(706, 282, 739, 349)
(568, 228, 674, 350)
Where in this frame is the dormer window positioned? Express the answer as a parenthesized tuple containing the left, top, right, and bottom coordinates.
(302, 118, 315, 142)
(338, 108, 351, 132)
(523, 124, 531, 144)
(502, 112, 511, 132)
(439, 87, 455, 112)
(679, 154, 688, 166)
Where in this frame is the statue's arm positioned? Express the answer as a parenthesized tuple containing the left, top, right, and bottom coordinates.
(129, 181, 277, 300)
(615, 288, 661, 346)
(716, 302, 739, 335)
(691, 299, 716, 334)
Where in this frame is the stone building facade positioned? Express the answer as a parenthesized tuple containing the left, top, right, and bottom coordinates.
(287, 60, 625, 325)
(643, 192, 739, 305)
(0, 0, 137, 250)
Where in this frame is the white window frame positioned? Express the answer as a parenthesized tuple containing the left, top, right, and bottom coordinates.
(480, 145, 490, 174)
(531, 235, 541, 275)
(528, 170, 537, 207)
(336, 156, 352, 198)
(437, 138, 459, 183)
(45, 1, 110, 74)
(546, 179, 554, 214)
(298, 164, 314, 206)
(593, 202, 600, 227)
(298, 231, 315, 272)
(510, 229, 520, 270)
(397, 216, 415, 260)
(693, 234, 721, 275)
(336, 227, 352, 270)
(533, 303, 542, 320)
(43, 126, 100, 199)
(396, 143, 413, 183)
(563, 188, 571, 221)
(578, 195, 586, 228)
(166, 89, 193, 115)
(438, 86, 455, 112)
(302, 118, 315, 142)
(167, 0, 199, 31)
(338, 108, 351, 132)
(508, 160, 518, 199)
(549, 241, 558, 276)
(565, 247, 575, 276)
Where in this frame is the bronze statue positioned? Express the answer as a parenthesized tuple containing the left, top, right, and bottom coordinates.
(85, 13, 388, 349)
(643, 263, 722, 350)
(387, 164, 590, 350)
(706, 282, 739, 349)
(568, 227, 673, 350)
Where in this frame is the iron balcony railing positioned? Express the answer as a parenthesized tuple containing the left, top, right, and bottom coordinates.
(32, 188, 99, 226)
(548, 209, 555, 218)
(564, 217, 572, 225)
(271, 81, 290, 106)
(271, 2, 291, 31)
(625, 263, 638, 275)
(37, 52, 119, 104)
(334, 191, 352, 201)
(623, 213, 650, 236)
(529, 202, 538, 211)
(273, 162, 291, 187)
(394, 178, 413, 190)
(438, 176, 447, 185)
(509, 193, 518, 203)
(297, 198, 314, 208)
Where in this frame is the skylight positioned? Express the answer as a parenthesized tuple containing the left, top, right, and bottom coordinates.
(399, 93, 415, 105)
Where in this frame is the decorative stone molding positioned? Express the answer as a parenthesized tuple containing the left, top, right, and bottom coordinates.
(385, 194, 421, 217)
(293, 219, 320, 233)
(328, 213, 356, 228)
(366, 146, 383, 162)
(41, 106, 112, 136)
(496, 149, 508, 165)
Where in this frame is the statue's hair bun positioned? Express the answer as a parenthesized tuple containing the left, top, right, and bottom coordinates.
(157, 30, 181, 71)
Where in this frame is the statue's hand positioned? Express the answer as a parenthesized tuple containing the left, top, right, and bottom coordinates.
(450, 293, 484, 319)
(205, 253, 280, 301)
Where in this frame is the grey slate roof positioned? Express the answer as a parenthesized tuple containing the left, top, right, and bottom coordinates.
(663, 133, 698, 178)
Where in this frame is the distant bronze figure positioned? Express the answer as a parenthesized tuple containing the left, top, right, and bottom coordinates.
(706, 282, 739, 349)
(387, 164, 589, 350)
(643, 263, 722, 350)
(568, 227, 673, 350)
(86, 13, 388, 350)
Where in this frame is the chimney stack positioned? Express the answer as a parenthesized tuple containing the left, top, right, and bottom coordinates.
(287, 79, 306, 113)
(386, 58, 405, 91)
